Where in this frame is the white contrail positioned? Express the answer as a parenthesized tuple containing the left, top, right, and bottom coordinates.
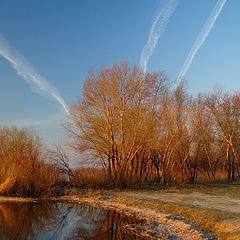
(0, 35, 69, 116)
(140, 0, 179, 72)
(176, 0, 228, 86)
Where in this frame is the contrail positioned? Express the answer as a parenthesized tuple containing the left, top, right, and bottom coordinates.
(140, 0, 179, 72)
(0, 35, 69, 116)
(176, 0, 228, 86)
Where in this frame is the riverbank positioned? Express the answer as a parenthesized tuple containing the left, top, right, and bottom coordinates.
(60, 183, 240, 240)
(106, 183, 240, 240)
(0, 194, 213, 239)
(61, 194, 214, 240)
(0, 183, 239, 239)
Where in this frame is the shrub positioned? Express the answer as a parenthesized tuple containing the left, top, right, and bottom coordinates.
(0, 126, 61, 197)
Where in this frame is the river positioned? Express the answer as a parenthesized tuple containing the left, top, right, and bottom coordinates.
(0, 201, 144, 240)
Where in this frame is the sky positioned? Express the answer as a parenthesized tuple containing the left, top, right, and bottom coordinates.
(0, 0, 239, 143)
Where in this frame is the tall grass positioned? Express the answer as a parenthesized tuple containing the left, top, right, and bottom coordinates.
(69, 166, 235, 190)
(70, 168, 109, 189)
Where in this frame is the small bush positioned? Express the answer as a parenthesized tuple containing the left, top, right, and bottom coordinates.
(0, 126, 62, 197)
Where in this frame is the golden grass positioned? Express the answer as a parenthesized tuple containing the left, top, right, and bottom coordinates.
(71, 168, 109, 189)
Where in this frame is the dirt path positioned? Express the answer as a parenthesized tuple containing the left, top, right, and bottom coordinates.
(117, 191, 240, 214)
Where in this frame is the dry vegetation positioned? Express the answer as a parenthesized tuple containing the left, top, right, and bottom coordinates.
(64, 62, 240, 189)
(2, 63, 240, 194)
(0, 126, 63, 197)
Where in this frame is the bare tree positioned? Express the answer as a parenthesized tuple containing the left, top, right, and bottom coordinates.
(64, 62, 168, 186)
(186, 95, 217, 182)
(206, 88, 240, 180)
(45, 143, 74, 179)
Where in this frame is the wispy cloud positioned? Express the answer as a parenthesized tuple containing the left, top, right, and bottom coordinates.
(176, 0, 228, 86)
(140, 0, 179, 72)
(3, 112, 65, 128)
(0, 35, 69, 115)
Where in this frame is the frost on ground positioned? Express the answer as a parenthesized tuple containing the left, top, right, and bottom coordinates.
(119, 191, 240, 214)
(114, 184, 240, 239)
(65, 196, 215, 240)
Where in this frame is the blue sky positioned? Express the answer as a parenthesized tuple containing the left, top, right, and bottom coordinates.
(0, 0, 238, 143)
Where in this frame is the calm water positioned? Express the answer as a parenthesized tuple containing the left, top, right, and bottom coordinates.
(0, 201, 144, 240)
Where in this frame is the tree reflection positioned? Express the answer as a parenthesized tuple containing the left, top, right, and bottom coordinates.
(67, 203, 143, 240)
(0, 201, 58, 240)
(0, 201, 143, 240)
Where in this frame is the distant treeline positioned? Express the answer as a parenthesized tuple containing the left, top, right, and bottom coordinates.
(1, 62, 240, 196)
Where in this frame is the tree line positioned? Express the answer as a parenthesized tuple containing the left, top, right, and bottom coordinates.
(65, 62, 240, 187)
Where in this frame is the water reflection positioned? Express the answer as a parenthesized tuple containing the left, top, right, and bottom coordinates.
(0, 201, 143, 240)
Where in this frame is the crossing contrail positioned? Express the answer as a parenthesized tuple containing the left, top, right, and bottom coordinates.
(176, 0, 228, 86)
(0, 35, 69, 116)
(140, 0, 179, 72)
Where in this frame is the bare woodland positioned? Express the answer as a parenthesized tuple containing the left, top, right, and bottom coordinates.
(0, 62, 240, 195)
(65, 63, 240, 187)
